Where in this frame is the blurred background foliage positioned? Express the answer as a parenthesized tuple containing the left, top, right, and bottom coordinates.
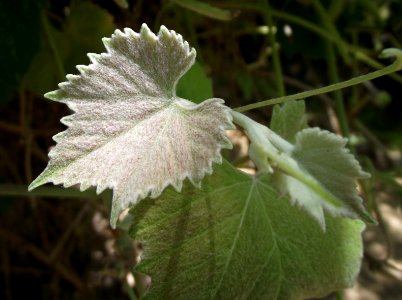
(0, 0, 401, 299)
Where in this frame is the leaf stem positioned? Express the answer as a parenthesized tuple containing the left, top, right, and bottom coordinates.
(312, 0, 350, 137)
(219, 2, 402, 83)
(263, 0, 285, 96)
(312, 0, 349, 64)
(325, 42, 350, 137)
(42, 12, 65, 81)
(234, 48, 402, 112)
(0, 184, 102, 199)
(270, 10, 402, 83)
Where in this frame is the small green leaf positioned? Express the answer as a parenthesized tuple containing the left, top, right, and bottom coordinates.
(269, 101, 372, 226)
(232, 111, 374, 229)
(176, 61, 213, 103)
(29, 24, 234, 227)
(25, 2, 115, 95)
(287, 127, 374, 224)
(270, 100, 308, 143)
(130, 161, 365, 299)
(0, 0, 44, 103)
(171, 0, 233, 21)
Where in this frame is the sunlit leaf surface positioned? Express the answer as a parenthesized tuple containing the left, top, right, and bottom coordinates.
(131, 161, 365, 299)
(29, 24, 233, 227)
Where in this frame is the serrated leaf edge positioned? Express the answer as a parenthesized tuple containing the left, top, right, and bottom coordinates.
(29, 24, 234, 228)
(44, 24, 196, 103)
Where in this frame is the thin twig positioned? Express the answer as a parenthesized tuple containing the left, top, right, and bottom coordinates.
(0, 184, 99, 198)
(20, 90, 50, 250)
(0, 266, 45, 276)
(49, 203, 91, 263)
(255, 70, 341, 133)
(354, 120, 393, 168)
(1, 247, 12, 300)
(0, 120, 21, 134)
(235, 48, 402, 112)
(31, 140, 49, 163)
(0, 120, 58, 137)
(263, 0, 285, 96)
(0, 147, 23, 183)
(0, 228, 85, 290)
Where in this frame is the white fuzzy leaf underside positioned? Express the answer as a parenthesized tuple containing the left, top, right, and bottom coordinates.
(29, 24, 233, 227)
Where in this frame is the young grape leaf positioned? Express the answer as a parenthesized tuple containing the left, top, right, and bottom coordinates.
(232, 111, 374, 230)
(130, 161, 365, 299)
(270, 100, 307, 143)
(269, 101, 372, 227)
(285, 128, 372, 222)
(28, 24, 234, 227)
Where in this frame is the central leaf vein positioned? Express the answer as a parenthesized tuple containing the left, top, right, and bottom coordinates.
(211, 181, 256, 299)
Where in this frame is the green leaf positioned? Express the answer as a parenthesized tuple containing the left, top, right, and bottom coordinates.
(269, 101, 373, 226)
(29, 24, 234, 227)
(171, 0, 233, 21)
(284, 127, 373, 224)
(237, 72, 254, 101)
(232, 111, 374, 229)
(176, 61, 213, 103)
(130, 161, 365, 299)
(24, 2, 115, 95)
(270, 100, 307, 143)
(0, 0, 44, 103)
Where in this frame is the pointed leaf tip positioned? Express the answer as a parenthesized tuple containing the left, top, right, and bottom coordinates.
(28, 171, 50, 191)
(30, 24, 233, 226)
(27, 182, 37, 192)
(140, 23, 157, 40)
(44, 90, 64, 101)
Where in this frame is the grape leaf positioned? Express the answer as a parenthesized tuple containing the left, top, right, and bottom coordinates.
(28, 24, 234, 227)
(25, 1, 115, 95)
(279, 127, 373, 226)
(0, 0, 44, 103)
(232, 111, 374, 230)
(130, 161, 365, 299)
(270, 100, 307, 143)
(269, 101, 372, 227)
(176, 61, 213, 104)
